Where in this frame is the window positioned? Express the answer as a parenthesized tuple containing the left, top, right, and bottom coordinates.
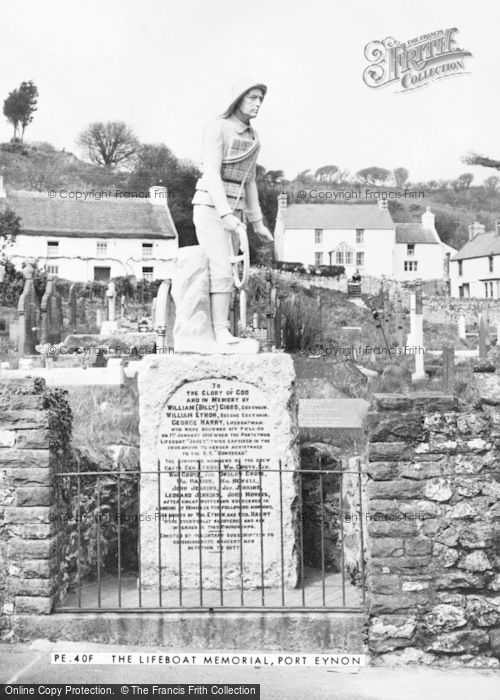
(314, 229, 323, 244)
(336, 251, 343, 265)
(458, 261, 463, 276)
(314, 252, 323, 266)
(356, 251, 365, 267)
(96, 241, 107, 257)
(356, 228, 364, 244)
(345, 251, 353, 265)
(94, 266, 111, 282)
(489, 256, 494, 273)
(47, 265, 58, 275)
(485, 282, 494, 298)
(142, 242, 153, 258)
(407, 244, 415, 256)
(47, 241, 59, 258)
(142, 266, 154, 281)
(404, 261, 418, 272)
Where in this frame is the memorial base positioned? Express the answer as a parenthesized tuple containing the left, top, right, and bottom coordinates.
(138, 353, 300, 591)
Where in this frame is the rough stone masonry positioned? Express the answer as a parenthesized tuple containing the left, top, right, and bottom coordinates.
(366, 388, 500, 666)
(0, 378, 62, 620)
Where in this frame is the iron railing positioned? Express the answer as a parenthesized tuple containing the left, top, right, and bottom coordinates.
(54, 460, 367, 613)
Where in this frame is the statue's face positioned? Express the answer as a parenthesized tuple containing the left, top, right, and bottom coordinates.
(236, 88, 264, 120)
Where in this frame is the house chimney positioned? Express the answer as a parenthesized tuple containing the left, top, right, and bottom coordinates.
(422, 206, 435, 230)
(495, 219, 500, 237)
(468, 221, 485, 240)
(278, 192, 288, 210)
(378, 199, 388, 211)
(149, 185, 168, 206)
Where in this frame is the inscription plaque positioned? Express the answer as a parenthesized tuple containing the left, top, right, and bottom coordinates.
(139, 355, 299, 593)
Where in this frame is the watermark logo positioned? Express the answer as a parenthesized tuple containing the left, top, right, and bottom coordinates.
(363, 28, 472, 92)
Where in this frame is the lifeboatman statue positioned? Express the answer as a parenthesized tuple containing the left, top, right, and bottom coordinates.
(171, 78, 273, 354)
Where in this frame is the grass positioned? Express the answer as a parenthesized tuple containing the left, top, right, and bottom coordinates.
(65, 379, 139, 451)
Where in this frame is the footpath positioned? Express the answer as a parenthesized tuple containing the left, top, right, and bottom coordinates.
(0, 641, 499, 700)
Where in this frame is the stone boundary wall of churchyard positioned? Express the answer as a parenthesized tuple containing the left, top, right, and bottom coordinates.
(0, 377, 70, 621)
(366, 392, 500, 666)
(424, 296, 500, 323)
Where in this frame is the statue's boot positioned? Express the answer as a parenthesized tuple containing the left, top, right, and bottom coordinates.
(211, 292, 239, 344)
(211, 292, 259, 354)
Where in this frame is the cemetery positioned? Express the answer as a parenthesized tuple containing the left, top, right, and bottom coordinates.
(0, 262, 499, 666)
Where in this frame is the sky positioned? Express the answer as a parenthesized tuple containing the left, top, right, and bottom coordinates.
(0, 0, 498, 184)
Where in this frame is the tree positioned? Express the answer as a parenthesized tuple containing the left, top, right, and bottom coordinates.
(393, 167, 409, 187)
(294, 169, 314, 185)
(77, 121, 140, 167)
(314, 165, 339, 184)
(0, 207, 21, 260)
(264, 170, 285, 186)
(126, 143, 200, 244)
(3, 80, 38, 142)
(484, 176, 500, 193)
(255, 165, 288, 248)
(356, 167, 391, 186)
(457, 173, 474, 190)
(463, 152, 500, 171)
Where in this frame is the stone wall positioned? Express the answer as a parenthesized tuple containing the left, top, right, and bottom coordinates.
(0, 378, 64, 619)
(424, 296, 500, 324)
(366, 391, 500, 666)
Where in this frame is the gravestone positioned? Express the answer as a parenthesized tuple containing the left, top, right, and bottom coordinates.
(458, 314, 466, 341)
(78, 296, 86, 325)
(40, 276, 63, 344)
(106, 281, 116, 322)
(69, 283, 78, 332)
(408, 282, 425, 381)
(17, 263, 40, 356)
(95, 308, 103, 330)
(229, 288, 239, 337)
(239, 288, 247, 331)
(442, 344, 455, 392)
(479, 314, 490, 359)
(138, 353, 299, 591)
(100, 281, 119, 335)
(154, 279, 175, 349)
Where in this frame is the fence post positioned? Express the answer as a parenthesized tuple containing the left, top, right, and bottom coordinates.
(478, 313, 489, 359)
(412, 280, 425, 381)
(442, 344, 455, 393)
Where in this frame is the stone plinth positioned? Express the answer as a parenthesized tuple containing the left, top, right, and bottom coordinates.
(138, 353, 300, 591)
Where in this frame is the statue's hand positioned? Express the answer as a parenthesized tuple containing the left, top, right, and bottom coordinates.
(222, 213, 243, 233)
(253, 220, 274, 242)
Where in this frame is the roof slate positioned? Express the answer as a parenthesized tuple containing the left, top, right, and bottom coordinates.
(395, 223, 438, 244)
(452, 232, 500, 261)
(281, 203, 394, 229)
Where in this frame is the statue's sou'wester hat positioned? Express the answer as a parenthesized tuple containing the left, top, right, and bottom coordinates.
(219, 78, 267, 119)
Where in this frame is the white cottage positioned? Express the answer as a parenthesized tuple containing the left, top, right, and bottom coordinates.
(274, 196, 395, 277)
(394, 208, 456, 282)
(0, 176, 178, 283)
(273, 195, 452, 281)
(450, 221, 500, 298)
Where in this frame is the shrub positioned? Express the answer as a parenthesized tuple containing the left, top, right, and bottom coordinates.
(275, 260, 308, 274)
(309, 264, 345, 278)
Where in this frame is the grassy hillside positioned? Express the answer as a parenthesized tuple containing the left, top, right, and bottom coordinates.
(2, 141, 500, 252)
(0, 141, 129, 191)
